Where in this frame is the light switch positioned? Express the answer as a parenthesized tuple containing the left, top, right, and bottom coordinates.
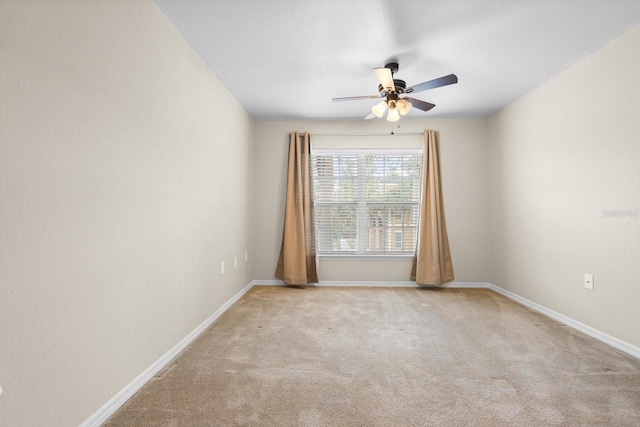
(221, 261, 225, 275)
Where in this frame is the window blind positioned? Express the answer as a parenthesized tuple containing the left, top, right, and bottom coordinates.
(312, 149, 422, 256)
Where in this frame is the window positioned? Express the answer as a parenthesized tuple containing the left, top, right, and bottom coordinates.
(312, 149, 422, 256)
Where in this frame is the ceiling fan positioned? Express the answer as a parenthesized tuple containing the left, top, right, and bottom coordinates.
(332, 62, 458, 121)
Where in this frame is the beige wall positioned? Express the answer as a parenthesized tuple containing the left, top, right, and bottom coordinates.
(0, 1, 254, 426)
(253, 119, 490, 283)
(488, 27, 640, 348)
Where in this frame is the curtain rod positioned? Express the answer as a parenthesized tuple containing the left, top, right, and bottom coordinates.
(305, 132, 424, 137)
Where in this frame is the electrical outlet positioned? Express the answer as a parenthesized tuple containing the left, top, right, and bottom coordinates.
(221, 261, 225, 275)
(584, 274, 594, 290)
(234, 257, 238, 268)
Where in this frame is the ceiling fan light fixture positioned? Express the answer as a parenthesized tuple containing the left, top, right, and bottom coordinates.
(397, 98, 412, 116)
(371, 100, 387, 118)
(386, 103, 400, 122)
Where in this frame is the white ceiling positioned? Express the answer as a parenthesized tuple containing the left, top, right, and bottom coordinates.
(153, 0, 640, 120)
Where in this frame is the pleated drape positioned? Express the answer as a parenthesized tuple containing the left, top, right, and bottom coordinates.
(274, 132, 319, 285)
(411, 130, 454, 285)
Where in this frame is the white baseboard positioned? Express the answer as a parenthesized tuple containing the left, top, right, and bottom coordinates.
(488, 283, 640, 359)
(251, 279, 286, 286)
(80, 281, 254, 427)
(251, 279, 490, 288)
(444, 281, 491, 288)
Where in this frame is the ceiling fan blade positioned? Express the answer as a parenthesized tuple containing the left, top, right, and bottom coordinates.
(403, 97, 436, 112)
(332, 94, 381, 102)
(406, 74, 458, 94)
(374, 67, 395, 92)
(364, 111, 376, 120)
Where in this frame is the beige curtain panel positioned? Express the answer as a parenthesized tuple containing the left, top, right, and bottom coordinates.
(275, 132, 319, 285)
(411, 129, 455, 285)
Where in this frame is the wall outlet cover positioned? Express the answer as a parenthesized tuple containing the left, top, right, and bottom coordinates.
(584, 274, 594, 290)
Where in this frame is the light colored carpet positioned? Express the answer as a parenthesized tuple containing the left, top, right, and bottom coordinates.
(104, 286, 640, 426)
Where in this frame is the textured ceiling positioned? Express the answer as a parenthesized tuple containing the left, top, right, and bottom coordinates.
(153, 0, 640, 120)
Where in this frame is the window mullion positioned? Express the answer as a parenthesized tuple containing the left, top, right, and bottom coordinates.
(356, 154, 366, 255)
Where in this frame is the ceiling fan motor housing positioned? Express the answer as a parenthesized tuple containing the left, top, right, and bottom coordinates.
(378, 79, 406, 96)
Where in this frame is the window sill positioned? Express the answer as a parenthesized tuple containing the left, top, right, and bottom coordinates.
(318, 255, 415, 261)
